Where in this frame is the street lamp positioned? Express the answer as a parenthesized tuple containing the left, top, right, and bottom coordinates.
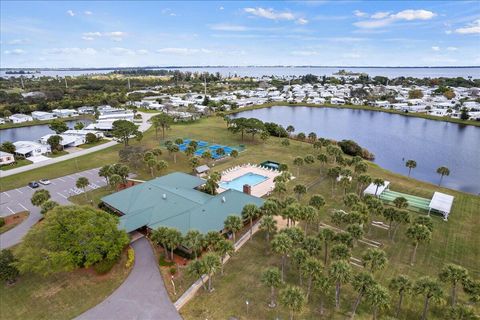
(245, 300, 249, 316)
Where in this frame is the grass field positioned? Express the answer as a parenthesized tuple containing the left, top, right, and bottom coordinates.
(0, 248, 131, 320)
(1, 116, 479, 319)
(0, 159, 33, 171)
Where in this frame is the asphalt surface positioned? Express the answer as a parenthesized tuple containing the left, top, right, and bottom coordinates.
(76, 237, 182, 320)
(0, 167, 107, 249)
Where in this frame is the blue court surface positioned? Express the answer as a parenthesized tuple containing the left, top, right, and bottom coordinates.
(175, 139, 240, 159)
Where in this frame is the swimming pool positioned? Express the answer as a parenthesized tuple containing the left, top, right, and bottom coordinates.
(219, 173, 268, 192)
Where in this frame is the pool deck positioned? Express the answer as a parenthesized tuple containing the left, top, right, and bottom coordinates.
(218, 164, 281, 197)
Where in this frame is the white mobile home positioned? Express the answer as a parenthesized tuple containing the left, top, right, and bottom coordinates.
(52, 109, 78, 118)
(31, 111, 56, 121)
(9, 114, 33, 124)
(13, 141, 51, 158)
(0, 151, 15, 166)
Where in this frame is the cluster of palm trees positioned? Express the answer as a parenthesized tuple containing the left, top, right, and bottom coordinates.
(98, 163, 130, 190)
(30, 189, 58, 215)
(143, 148, 167, 177)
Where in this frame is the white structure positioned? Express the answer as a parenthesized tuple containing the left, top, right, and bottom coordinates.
(31, 111, 56, 121)
(77, 106, 95, 114)
(0, 151, 15, 166)
(363, 181, 390, 196)
(13, 141, 51, 158)
(98, 111, 134, 122)
(9, 114, 33, 124)
(85, 121, 115, 131)
(52, 109, 78, 118)
(63, 129, 104, 139)
(40, 134, 85, 148)
(428, 192, 454, 221)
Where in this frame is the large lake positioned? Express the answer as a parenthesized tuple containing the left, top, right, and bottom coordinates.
(0, 119, 92, 143)
(231, 106, 480, 194)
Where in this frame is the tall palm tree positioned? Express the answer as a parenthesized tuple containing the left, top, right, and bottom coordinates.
(301, 205, 317, 235)
(156, 160, 168, 176)
(31, 189, 51, 208)
(286, 125, 295, 136)
(202, 252, 221, 292)
(346, 224, 364, 247)
(366, 283, 390, 320)
(383, 207, 399, 238)
(184, 230, 204, 259)
(308, 132, 317, 142)
(274, 181, 287, 199)
(406, 224, 432, 265)
(313, 273, 331, 316)
(436, 166, 450, 186)
(309, 194, 325, 230)
(372, 178, 385, 196)
(224, 215, 243, 244)
(98, 165, 112, 184)
(204, 231, 223, 252)
(213, 239, 234, 275)
(293, 157, 304, 177)
(293, 184, 307, 201)
(76, 176, 90, 201)
(151, 226, 170, 258)
(319, 228, 335, 265)
(292, 248, 308, 285)
(272, 233, 294, 281)
(439, 263, 469, 306)
(301, 257, 323, 301)
(260, 215, 278, 249)
(186, 259, 207, 291)
(351, 272, 376, 319)
(393, 196, 409, 210)
(241, 204, 259, 239)
(362, 248, 388, 274)
(405, 160, 417, 177)
(327, 167, 341, 196)
(261, 267, 283, 308)
(389, 274, 413, 318)
(329, 260, 352, 309)
(280, 285, 306, 320)
(260, 199, 279, 216)
(447, 304, 478, 320)
(146, 158, 157, 177)
(357, 174, 372, 195)
(165, 228, 183, 261)
(414, 276, 444, 320)
(316, 153, 328, 174)
(167, 144, 179, 163)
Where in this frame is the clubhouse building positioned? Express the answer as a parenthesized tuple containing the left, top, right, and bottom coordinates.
(101, 172, 265, 234)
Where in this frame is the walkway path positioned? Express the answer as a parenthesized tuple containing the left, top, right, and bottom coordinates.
(76, 237, 181, 320)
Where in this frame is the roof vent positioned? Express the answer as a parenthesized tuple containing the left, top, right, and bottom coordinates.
(162, 194, 167, 200)
(222, 196, 226, 203)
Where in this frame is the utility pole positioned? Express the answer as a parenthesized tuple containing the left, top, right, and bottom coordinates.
(20, 77, 25, 89)
(64, 77, 68, 89)
(127, 78, 131, 90)
(204, 75, 207, 97)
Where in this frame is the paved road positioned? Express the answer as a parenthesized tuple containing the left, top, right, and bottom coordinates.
(0, 168, 107, 249)
(76, 237, 182, 320)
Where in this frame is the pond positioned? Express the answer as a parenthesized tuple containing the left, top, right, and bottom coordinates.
(231, 106, 480, 194)
(0, 119, 93, 143)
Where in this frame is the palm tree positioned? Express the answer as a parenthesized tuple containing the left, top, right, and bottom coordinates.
(329, 260, 352, 309)
(156, 160, 168, 176)
(406, 224, 432, 265)
(439, 263, 469, 306)
(293, 184, 307, 201)
(98, 165, 111, 184)
(214, 239, 234, 275)
(286, 125, 295, 136)
(186, 259, 207, 291)
(224, 215, 243, 243)
(366, 283, 390, 320)
(165, 228, 183, 261)
(292, 248, 308, 285)
(260, 199, 279, 216)
(31, 189, 51, 207)
(301, 205, 318, 235)
(316, 153, 328, 174)
(308, 132, 317, 142)
(76, 176, 90, 201)
(331, 243, 351, 261)
(351, 272, 376, 319)
(393, 196, 409, 209)
(301, 257, 323, 301)
(389, 274, 413, 318)
(184, 230, 204, 259)
(241, 204, 259, 239)
(260, 215, 278, 249)
(109, 173, 122, 190)
(309, 194, 325, 230)
(383, 207, 399, 238)
(313, 273, 331, 316)
(447, 304, 478, 320)
(327, 167, 341, 196)
(354, 162, 368, 176)
(261, 267, 283, 308)
(274, 181, 287, 199)
(272, 233, 294, 281)
(346, 224, 364, 247)
(280, 285, 306, 320)
(372, 178, 384, 196)
(319, 228, 335, 265)
(414, 276, 444, 320)
(201, 151, 212, 166)
(146, 158, 157, 177)
(151, 226, 170, 258)
(436, 166, 450, 186)
(189, 157, 200, 173)
(357, 174, 372, 195)
(202, 252, 221, 292)
(151, 113, 172, 139)
(304, 154, 315, 167)
(204, 231, 223, 252)
(362, 248, 388, 274)
(167, 144, 180, 163)
(406, 160, 417, 177)
(293, 157, 304, 177)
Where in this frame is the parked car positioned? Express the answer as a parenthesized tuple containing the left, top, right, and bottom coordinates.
(39, 179, 51, 185)
(28, 181, 39, 188)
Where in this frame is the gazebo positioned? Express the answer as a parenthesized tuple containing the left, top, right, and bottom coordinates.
(428, 192, 454, 221)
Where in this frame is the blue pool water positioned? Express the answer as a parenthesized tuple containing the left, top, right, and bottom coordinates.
(219, 173, 268, 191)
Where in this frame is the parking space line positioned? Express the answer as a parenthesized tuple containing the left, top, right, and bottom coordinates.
(86, 171, 95, 176)
(15, 188, 23, 194)
(66, 176, 75, 180)
(18, 203, 28, 211)
(6, 207, 14, 214)
(56, 192, 68, 199)
(2, 192, 10, 198)
(57, 178, 66, 182)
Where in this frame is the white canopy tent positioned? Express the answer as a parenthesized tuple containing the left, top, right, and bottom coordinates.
(429, 192, 454, 220)
(363, 181, 390, 196)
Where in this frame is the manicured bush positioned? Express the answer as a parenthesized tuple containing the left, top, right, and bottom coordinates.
(125, 248, 135, 269)
(94, 257, 119, 275)
(159, 255, 175, 267)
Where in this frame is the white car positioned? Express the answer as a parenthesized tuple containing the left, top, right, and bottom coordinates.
(39, 179, 51, 185)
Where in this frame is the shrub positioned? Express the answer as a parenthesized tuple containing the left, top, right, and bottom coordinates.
(94, 257, 119, 275)
(0, 249, 19, 284)
(0, 217, 5, 228)
(125, 248, 135, 269)
(169, 267, 177, 276)
(159, 255, 175, 267)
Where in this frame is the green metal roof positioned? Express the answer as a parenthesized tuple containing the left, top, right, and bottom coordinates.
(102, 172, 264, 234)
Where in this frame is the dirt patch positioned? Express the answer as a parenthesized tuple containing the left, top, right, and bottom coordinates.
(0, 211, 29, 234)
(274, 214, 288, 230)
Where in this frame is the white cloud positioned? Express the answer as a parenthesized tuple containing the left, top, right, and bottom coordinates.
(454, 19, 480, 34)
(84, 11, 93, 15)
(209, 24, 248, 31)
(161, 8, 177, 16)
(432, 46, 440, 51)
(354, 9, 436, 29)
(219, 6, 224, 10)
(4, 49, 26, 55)
(353, 10, 367, 18)
(371, 11, 390, 19)
(447, 46, 458, 51)
(291, 50, 320, 56)
(244, 7, 295, 21)
(66, 10, 75, 17)
(342, 52, 361, 59)
(45, 48, 97, 55)
(136, 49, 149, 55)
(81, 31, 126, 41)
(156, 48, 214, 55)
(82, 36, 95, 41)
(109, 47, 136, 55)
(7, 39, 29, 45)
(296, 18, 309, 25)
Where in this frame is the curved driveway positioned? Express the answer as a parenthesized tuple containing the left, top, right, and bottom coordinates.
(76, 237, 182, 320)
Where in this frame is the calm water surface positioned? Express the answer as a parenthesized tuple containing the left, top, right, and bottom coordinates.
(232, 106, 480, 194)
(0, 119, 92, 143)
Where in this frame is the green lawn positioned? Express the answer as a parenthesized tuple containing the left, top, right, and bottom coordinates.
(48, 150, 69, 158)
(0, 249, 131, 320)
(76, 139, 110, 149)
(0, 159, 33, 171)
(68, 186, 112, 206)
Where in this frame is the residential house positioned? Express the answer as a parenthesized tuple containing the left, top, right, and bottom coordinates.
(13, 141, 51, 158)
(52, 109, 78, 118)
(9, 114, 33, 124)
(0, 151, 15, 166)
(31, 111, 56, 121)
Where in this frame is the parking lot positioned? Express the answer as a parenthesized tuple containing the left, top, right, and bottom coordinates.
(0, 168, 107, 217)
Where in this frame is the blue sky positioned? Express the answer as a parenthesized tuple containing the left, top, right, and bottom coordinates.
(1, 1, 479, 68)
